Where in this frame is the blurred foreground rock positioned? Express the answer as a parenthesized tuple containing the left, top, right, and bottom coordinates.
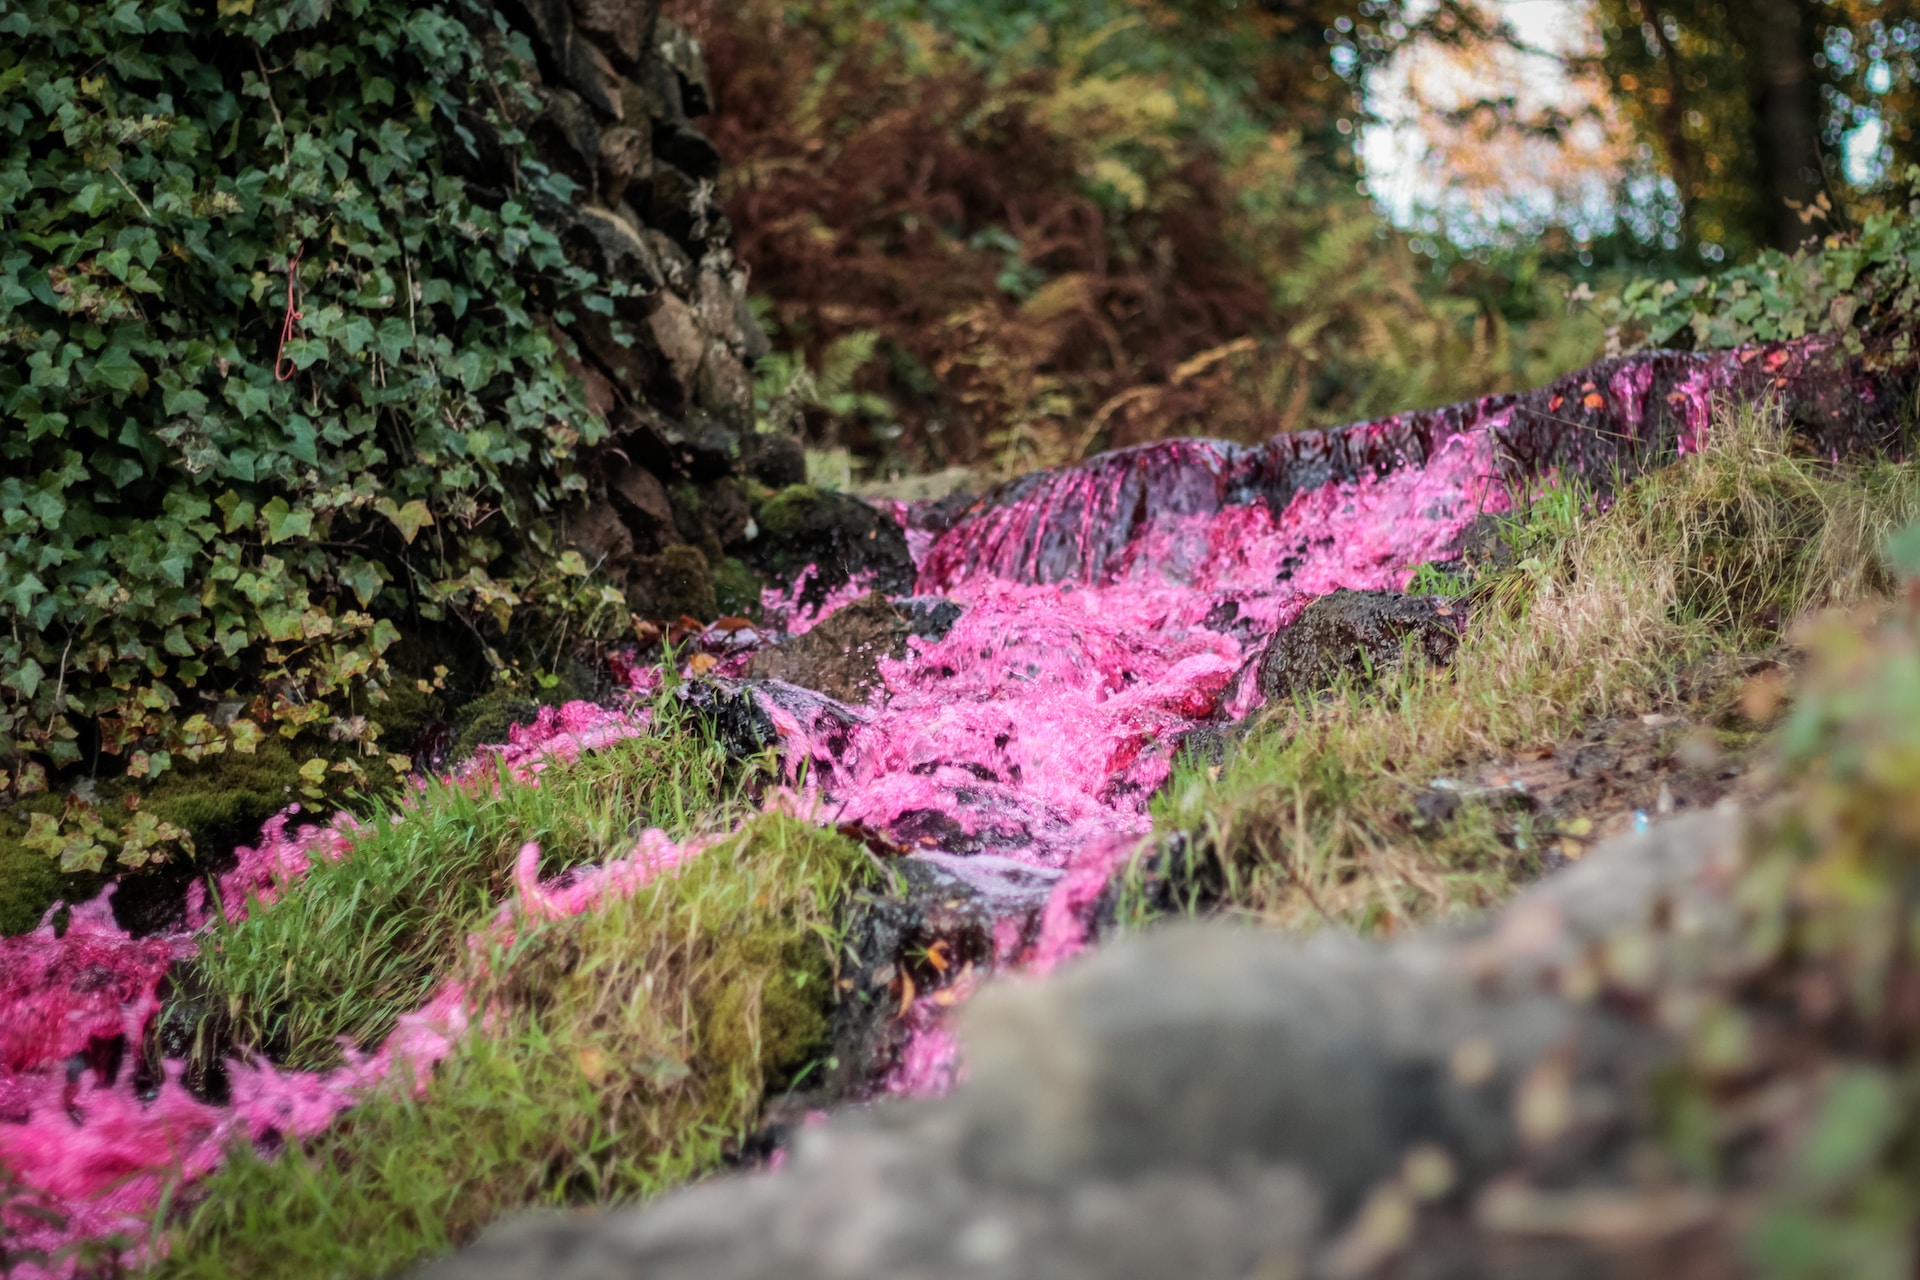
(426, 811, 1751, 1280)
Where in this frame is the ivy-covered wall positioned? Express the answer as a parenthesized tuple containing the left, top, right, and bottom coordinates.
(0, 0, 769, 829)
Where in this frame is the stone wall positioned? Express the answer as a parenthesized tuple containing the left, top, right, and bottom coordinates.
(488, 0, 793, 620)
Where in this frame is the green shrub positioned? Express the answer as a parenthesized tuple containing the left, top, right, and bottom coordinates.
(0, 0, 625, 796)
(1604, 170, 1920, 359)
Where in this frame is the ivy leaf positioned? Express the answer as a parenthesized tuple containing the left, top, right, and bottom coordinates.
(4, 659, 44, 699)
(86, 344, 148, 395)
(374, 497, 434, 544)
(261, 496, 314, 544)
(339, 559, 383, 607)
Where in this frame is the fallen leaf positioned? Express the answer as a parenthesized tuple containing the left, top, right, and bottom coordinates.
(1740, 669, 1787, 722)
(685, 653, 718, 676)
(577, 1046, 608, 1087)
(1516, 1057, 1574, 1146)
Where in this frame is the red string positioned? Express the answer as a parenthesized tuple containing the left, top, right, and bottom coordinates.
(273, 244, 304, 382)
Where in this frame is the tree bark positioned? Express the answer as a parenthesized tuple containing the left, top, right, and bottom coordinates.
(1748, 0, 1831, 250)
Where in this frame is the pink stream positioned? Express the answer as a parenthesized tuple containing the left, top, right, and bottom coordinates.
(0, 339, 1852, 1267)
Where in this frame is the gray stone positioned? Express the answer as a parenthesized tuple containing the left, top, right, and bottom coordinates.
(1257, 589, 1464, 703)
(747, 592, 911, 703)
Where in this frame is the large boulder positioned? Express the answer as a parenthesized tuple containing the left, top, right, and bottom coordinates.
(749, 486, 917, 612)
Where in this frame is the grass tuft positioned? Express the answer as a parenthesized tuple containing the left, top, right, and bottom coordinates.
(159, 811, 874, 1279)
(1153, 404, 1920, 930)
(189, 703, 746, 1073)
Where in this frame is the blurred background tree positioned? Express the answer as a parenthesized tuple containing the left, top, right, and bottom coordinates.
(667, 0, 1920, 477)
(1590, 0, 1920, 260)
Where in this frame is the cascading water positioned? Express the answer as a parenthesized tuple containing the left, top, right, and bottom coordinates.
(0, 337, 1904, 1272)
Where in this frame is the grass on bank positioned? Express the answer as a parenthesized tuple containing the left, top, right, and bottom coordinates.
(159, 811, 875, 1279)
(187, 702, 748, 1073)
(1150, 403, 1920, 931)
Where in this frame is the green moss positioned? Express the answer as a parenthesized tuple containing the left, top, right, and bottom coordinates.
(364, 678, 445, 757)
(754, 484, 824, 541)
(0, 821, 71, 936)
(448, 665, 596, 765)
(0, 745, 309, 936)
(161, 801, 877, 1278)
(713, 556, 762, 620)
(144, 742, 305, 863)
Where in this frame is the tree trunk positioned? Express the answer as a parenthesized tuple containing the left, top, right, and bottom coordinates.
(1748, 0, 1831, 250)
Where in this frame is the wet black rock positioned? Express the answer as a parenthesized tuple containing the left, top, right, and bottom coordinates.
(750, 486, 916, 611)
(747, 592, 912, 703)
(899, 595, 964, 642)
(1257, 589, 1463, 703)
(800, 853, 1058, 1106)
(674, 679, 779, 760)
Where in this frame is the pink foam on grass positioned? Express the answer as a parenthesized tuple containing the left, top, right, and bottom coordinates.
(0, 703, 688, 1276)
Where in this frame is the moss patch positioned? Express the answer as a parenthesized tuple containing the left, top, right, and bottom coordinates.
(188, 713, 742, 1073)
(159, 809, 877, 1279)
(448, 665, 598, 766)
(0, 813, 71, 936)
(143, 743, 306, 864)
(713, 555, 762, 619)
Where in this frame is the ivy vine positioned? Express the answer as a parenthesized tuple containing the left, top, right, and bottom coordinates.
(0, 0, 624, 797)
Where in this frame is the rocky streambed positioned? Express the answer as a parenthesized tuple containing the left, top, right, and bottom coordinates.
(0, 335, 1906, 1273)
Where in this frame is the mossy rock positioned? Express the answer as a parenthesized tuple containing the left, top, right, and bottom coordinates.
(748, 485, 914, 611)
(626, 544, 719, 622)
(363, 677, 447, 758)
(145, 741, 306, 863)
(449, 664, 600, 764)
(0, 739, 360, 937)
(713, 556, 761, 619)
(692, 927, 834, 1092)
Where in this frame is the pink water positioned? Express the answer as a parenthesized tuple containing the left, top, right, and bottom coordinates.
(0, 338, 1897, 1268)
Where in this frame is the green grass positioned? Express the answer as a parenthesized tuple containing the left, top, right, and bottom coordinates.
(158, 811, 874, 1279)
(189, 703, 749, 1072)
(1149, 405, 1920, 931)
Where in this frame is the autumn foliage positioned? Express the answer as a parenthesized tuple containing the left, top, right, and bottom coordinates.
(674, 0, 1609, 476)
